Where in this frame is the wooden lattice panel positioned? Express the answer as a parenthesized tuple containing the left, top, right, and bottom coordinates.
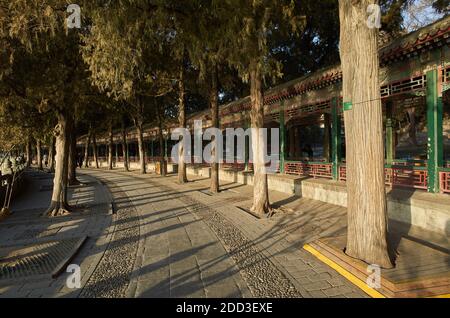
(392, 95, 426, 110)
(285, 162, 333, 179)
(286, 100, 331, 119)
(440, 171, 450, 194)
(386, 167, 428, 190)
(380, 75, 426, 98)
(265, 112, 280, 123)
(442, 66, 450, 83)
(339, 165, 428, 190)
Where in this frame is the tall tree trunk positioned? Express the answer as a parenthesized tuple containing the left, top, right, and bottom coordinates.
(48, 137, 56, 173)
(46, 112, 71, 216)
(178, 63, 187, 183)
(133, 97, 147, 174)
(156, 103, 167, 176)
(68, 120, 80, 185)
(210, 64, 219, 193)
(25, 136, 32, 168)
(121, 120, 129, 171)
(249, 61, 270, 215)
(84, 132, 91, 168)
(136, 123, 146, 174)
(36, 139, 43, 170)
(339, 0, 393, 268)
(108, 120, 114, 170)
(92, 132, 99, 169)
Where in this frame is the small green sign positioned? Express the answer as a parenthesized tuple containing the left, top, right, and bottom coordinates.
(343, 101, 353, 111)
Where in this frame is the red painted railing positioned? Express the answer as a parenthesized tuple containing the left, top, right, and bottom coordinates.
(339, 165, 428, 190)
(339, 165, 347, 181)
(440, 171, 450, 194)
(285, 162, 333, 179)
(386, 167, 428, 189)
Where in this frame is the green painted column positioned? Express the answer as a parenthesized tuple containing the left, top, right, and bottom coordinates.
(385, 101, 395, 165)
(426, 69, 443, 193)
(331, 97, 342, 180)
(279, 102, 285, 173)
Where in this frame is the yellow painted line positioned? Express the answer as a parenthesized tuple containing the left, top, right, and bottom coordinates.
(429, 294, 450, 298)
(303, 244, 386, 298)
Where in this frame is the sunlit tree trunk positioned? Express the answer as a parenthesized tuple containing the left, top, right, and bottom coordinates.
(136, 122, 146, 174)
(210, 64, 219, 193)
(249, 61, 270, 215)
(36, 139, 43, 170)
(83, 132, 90, 168)
(108, 120, 114, 170)
(339, 0, 393, 268)
(121, 120, 129, 171)
(25, 136, 32, 168)
(68, 120, 80, 185)
(46, 112, 71, 216)
(92, 132, 99, 169)
(156, 103, 167, 176)
(178, 63, 187, 183)
(132, 97, 147, 174)
(48, 137, 55, 173)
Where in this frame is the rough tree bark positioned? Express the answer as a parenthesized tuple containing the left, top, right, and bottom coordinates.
(36, 139, 43, 170)
(68, 120, 80, 185)
(132, 97, 147, 174)
(108, 119, 114, 170)
(92, 132, 99, 169)
(25, 136, 32, 168)
(136, 121, 146, 174)
(48, 137, 55, 173)
(249, 61, 271, 215)
(339, 0, 393, 268)
(121, 120, 129, 171)
(83, 132, 91, 168)
(46, 112, 71, 216)
(178, 64, 187, 183)
(210, 64, 219, 193)
(156, 103, 167, 176)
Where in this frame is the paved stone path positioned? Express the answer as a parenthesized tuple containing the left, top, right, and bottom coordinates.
(0, 168, 367, 298)
(83, 169, 366, 298)
(0, 170, 114, 297)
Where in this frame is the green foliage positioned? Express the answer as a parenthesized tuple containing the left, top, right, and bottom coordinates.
(218, 0, 306, 84)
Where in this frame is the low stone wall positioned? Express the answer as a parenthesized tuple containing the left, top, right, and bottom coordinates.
(187, 165, 211, 178)
(85, 160, 177, 173)
(186, 166, 450, 236)
(299, 178, 450, 235)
